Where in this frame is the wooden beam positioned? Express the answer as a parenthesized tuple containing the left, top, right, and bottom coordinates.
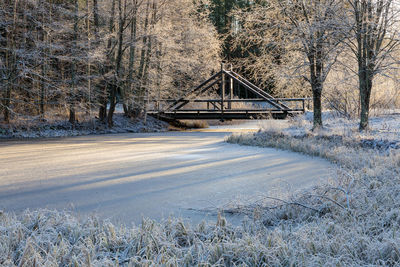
(223, 71, 286, 110)
(226, 70, 291, 110)
(152, 98, 310, 102)
(229, 64, 233, 109)
(165, 71, 222, 110)
(172, 79, 221, 110)
(221, 63, 225, 120)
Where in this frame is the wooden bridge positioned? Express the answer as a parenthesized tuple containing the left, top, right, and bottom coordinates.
(148, 64, 309, 121)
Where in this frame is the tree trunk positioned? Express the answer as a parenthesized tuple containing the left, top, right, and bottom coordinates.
(308, 49, 323, 129)
(155, 42, 163, 111)
(69, 0, 79, 124)
(3, 31, 12, 123)
(107, 0, 126, 127)
(92, 0, 107, 121)
(40, 0, 51, 119)
(107, 82, 116, 127)
(126, 0, 138, 116)
(137, 0, 151, 105)
(141, 1, 157, 118)
(98, 99, 107, 121)
(3, 0, 18, 123)
(3, 84, 11, 123)
(99, 0, 116, 122)
(69, 106, 76, 124)
(359, 73, 372, 131)
(86, 0, 92, 116)
(93, 0, 99, 36)
(312, 85, 323, 129)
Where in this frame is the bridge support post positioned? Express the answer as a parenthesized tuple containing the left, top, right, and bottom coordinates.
(221, 62, 225, 121)
(229, 64, 233, 110)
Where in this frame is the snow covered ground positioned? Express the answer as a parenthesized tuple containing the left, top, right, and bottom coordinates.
(223, 112, 400, 266)
(258, 111, 400, 151)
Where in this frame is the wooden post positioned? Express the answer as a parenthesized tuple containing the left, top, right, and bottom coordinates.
(221, 62, 225, 120)
(229, 64, 233, 110)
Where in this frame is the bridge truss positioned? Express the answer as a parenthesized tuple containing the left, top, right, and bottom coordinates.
(148, 64, 309, 121)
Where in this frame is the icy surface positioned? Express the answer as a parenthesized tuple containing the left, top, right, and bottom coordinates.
(0, 124, 332, 225)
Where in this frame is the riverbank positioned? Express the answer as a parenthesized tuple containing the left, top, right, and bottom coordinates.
(225, 113, 400, 266)
(0, 113, 168, 139)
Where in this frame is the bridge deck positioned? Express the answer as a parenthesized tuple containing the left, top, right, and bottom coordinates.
(148, 109, 304, 120)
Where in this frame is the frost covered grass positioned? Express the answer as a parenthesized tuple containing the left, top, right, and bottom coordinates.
(2, 114, 400, 266)
(2, 200, 399, 267)
(0, 114, 168, 139)
(226, 113, 400, 266)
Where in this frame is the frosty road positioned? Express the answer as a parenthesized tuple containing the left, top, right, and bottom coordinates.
(0, 122, 332, 225)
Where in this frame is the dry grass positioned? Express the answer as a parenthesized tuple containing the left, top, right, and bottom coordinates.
(176, 120, 209, 129)
(2, 116, 400, 266)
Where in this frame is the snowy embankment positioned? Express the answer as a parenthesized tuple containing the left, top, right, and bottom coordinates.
(1, 113, 400, 266)
(226, 112, 400, 265)
(0, 114, 168, 139)
(248, 111, 400, 151)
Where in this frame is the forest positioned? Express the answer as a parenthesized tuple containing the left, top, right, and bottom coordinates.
(1, 0, 399, 130)
(2, 1, 400, 266)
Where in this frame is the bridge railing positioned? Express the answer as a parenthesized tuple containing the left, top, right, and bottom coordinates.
(146, 98, 311, 113)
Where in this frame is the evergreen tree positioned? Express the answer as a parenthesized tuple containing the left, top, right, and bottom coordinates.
(209, 0, 252, 59)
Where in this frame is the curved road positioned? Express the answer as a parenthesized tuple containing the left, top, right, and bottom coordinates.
(0, 122, 332, 225)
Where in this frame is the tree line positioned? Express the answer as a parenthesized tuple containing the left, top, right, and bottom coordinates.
(1, 0, 399, 130)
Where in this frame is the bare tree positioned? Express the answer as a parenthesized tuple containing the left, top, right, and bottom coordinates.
(2, 0, 18, 123)
(346, 0, 400, 130)
(233, 0, 346, 129)
(152, 0, 221, 99)
(124, 0, 143, 116)
(69, 0, 80, 124)
(107, 0, 126, 127)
